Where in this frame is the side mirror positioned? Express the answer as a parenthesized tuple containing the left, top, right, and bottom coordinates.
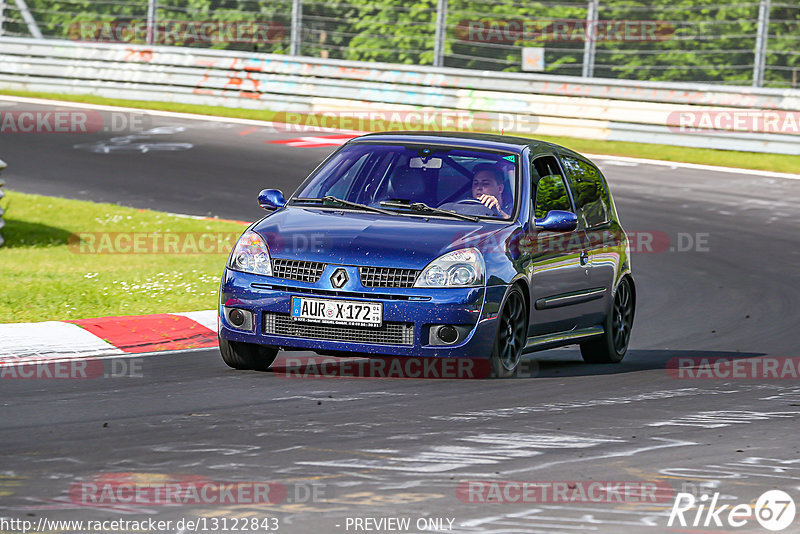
(258, 189, 286, 211)
(534, 210, 577, 232)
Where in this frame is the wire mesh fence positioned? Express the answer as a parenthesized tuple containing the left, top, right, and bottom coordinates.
(1, 0, 798, 88)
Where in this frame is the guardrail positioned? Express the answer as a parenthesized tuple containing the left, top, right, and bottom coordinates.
(1, 37, 799, 155)
(0, 158, 6, 247)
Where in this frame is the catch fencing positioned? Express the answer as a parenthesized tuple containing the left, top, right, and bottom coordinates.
(0, 0, 799, 88)
(1, 37, 799, 154)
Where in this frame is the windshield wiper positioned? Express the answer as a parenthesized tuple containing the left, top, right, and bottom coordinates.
(380, 200, 479, 222)
(293, 196, 398, 216)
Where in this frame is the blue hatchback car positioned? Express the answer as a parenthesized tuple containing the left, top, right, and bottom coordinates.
(218, 132, 635, 377)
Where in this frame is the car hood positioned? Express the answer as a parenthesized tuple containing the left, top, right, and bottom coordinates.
(252, 207, 507, 270)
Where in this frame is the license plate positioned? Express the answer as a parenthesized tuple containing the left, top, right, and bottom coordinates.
(290, 296, 383, 327)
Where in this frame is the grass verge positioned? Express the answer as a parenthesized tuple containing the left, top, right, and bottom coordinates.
(0, 191, 248, 323)
(2, 89, 799, 175)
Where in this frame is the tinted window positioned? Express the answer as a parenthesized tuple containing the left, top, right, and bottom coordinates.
(534, 174, 572, 219)
(531, 156, 572, 219)
(532, 155, 563, 180)
(562, 156, 611, 227)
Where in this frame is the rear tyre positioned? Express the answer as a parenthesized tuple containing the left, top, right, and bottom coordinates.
(580, 277, 634, 364)
(219, 337, 278, 371)
(490, 286, 528, 378)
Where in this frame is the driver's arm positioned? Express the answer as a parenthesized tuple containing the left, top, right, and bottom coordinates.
(477, 194, 508, 218)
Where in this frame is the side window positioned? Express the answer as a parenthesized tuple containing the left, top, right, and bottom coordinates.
(561, 156, 611, 227)
(534, 175, 572, 219)
(532, 156, 572, 219)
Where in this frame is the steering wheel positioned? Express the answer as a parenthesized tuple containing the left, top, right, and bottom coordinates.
(455, 197, 501, 215)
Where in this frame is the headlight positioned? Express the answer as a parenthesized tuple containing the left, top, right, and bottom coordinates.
(228, 230, 273, 276)
(414, 248, 485, 288)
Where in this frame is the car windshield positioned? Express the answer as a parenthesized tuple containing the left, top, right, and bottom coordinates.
(291, 143, 518, 220)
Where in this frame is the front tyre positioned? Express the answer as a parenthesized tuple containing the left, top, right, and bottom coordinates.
(581, 277, 635, 363)
(490, 286, 528, 378)
(219, 337, 278, 371)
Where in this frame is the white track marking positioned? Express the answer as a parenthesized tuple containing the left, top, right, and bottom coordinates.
(0, 322, 123, 360)
(1, 94, 798, 180)
(174, 310, 217, 332)
(298, 432, 621, 473)
(434, 388, 739, 422)
(502, 438, 697, 475)
(586, 153, 800, 180)
(647, 410, 800, 428)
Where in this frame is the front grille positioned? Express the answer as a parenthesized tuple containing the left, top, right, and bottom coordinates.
(271, 259, 326, 283)
(264, 313, 414, 346)
(359, 267, 420, 288)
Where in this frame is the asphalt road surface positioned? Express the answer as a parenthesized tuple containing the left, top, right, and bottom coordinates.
(2, 98, 800, 533)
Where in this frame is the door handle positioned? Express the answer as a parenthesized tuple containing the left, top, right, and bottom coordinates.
(579, 250, 589, 266)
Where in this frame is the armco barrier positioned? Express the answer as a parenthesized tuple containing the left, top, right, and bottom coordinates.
(0, 159, 6, 247)
(0, 37, 799, 154)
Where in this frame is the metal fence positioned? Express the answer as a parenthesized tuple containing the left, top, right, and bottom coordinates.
(2, 37, 798, 155)
(0, 0, 798, 88)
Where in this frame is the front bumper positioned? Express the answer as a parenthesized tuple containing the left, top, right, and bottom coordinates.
(218, 267, 506, 358)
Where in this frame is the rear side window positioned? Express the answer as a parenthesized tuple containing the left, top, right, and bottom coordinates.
(561, 156, 611, 227)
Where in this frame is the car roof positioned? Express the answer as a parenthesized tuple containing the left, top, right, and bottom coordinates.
(352, 131, 563, 154)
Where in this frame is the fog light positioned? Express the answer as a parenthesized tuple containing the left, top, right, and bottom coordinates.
(223, 306, 254, 331)
(437, 325, 458, 344)
(229, 308, 246, 327)
(429, 324, 471, 346)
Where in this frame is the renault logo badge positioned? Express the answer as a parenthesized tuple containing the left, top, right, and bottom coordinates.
(330, 268, 348, 289)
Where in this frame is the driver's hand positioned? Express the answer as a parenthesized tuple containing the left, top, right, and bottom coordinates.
(477, 194, 508, 218)
(478, 194, 500, 210)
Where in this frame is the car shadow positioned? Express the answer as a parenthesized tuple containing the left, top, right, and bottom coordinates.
(516, 349, 768, 379)
(266, 349, 768, 381)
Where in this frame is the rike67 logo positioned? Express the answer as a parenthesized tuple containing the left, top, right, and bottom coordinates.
(668, 490, 796, 531)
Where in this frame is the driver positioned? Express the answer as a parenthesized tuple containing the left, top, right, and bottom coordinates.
(471, 164, 510, 218)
